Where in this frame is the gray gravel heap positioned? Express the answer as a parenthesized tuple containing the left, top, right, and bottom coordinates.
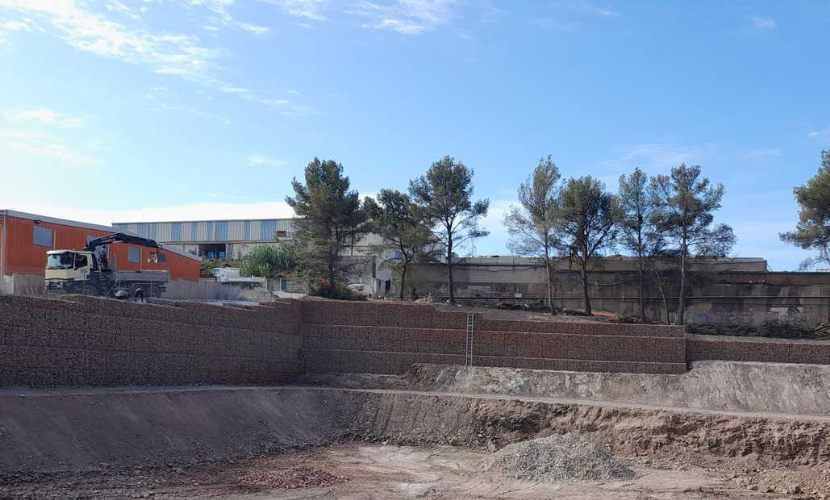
(477, 434, 635, 483)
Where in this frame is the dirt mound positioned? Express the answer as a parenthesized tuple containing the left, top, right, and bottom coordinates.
(240, 465, 346, 489)
(476, 434, 635, 483)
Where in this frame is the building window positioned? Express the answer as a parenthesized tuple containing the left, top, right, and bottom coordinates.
(33, 226, 53, 248)
(276, 230, 288, 238)
(128, 247, 140, 263)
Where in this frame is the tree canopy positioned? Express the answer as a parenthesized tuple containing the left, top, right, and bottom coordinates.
(618, 168, 656, 319)
(409, 156, 489, 304)
(554, 176, 617, 315)
(239, 242, 302, 278)
(780, 150, 830, 269)
(504, 156, 561, 313)
(364, 189, 437, 299)
(650, 164, 735, 324)
(285, 158, 369, 295)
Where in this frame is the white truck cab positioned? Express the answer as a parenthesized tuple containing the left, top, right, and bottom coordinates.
(45, 250, 97, 290)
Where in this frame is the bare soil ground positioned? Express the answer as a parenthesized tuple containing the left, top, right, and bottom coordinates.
(0, 444, 806, 499)
(432, 303, 615, 322)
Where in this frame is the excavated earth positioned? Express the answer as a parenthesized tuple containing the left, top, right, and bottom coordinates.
(2, 362, 830, 498)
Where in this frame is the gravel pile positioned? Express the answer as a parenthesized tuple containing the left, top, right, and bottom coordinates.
(240, 466, 347, 489)
(477, 434, 635, 483)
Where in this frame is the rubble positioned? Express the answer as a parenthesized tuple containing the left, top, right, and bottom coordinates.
(476, 434, 635, 483)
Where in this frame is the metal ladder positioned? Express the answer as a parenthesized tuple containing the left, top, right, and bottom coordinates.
(465, 312, 475, 367)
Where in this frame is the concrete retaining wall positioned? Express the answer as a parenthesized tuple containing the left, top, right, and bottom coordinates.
(0, 296, 302, 387)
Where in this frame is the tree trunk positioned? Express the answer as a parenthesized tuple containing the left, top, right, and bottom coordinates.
(651, 269, 670, 325)
(546, 260, 555, 315)
(580, 259, 591, 315)
(638, 253, 646, 320)
(327, 259, 336, 294)
(399, 265, 407, 301)
(447, 237, 455, 304)
(678, 242, 687, 325)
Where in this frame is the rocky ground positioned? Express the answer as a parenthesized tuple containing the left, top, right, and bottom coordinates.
(0, 443, 815, 499)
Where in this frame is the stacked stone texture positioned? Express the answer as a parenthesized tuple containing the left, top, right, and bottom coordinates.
(300, 300, 688, 375)
(687, 334, 830, 364)
(3, 296, 828, 388)
(0, 295, 302, 387)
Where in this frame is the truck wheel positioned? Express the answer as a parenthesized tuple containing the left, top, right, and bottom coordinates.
(81, 284, 97, 296)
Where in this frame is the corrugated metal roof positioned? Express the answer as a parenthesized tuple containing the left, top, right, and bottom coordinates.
(1, 209, 115, 233)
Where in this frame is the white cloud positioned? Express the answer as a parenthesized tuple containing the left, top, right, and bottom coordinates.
(243, 95, 317, 116)
(149, 102, 231, 125)
(0, 19, 33, 31)
(237, 22, 270, 35)
(552, 0, 619, 18)
(597, 143, 710, 173)
(4, 108, 86, 129)
(247, 155, 286, 168)
(187, 0, 271, 36)
(750, 16, 776, 32)
(272, 0, 461, 35)
(106, 0, 142, 20)
(1, 1, 311, 116)
(262, 0, 327, 21)
(0, 18, 35, 45)
(808, 127, 830, 140)
(743, 148, 782, 158)
(0, 129, 102, 166)
(219, 85, 250, 94)
(0, 0, 223, 84)
(349, 0, 459, 35)
(479, 197, 512, 232)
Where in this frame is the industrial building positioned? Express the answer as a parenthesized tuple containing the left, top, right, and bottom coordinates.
(113, 218, 298, 259)
(112, 218, 394, 294)
(112, 218, 386, 260)
(0, 210, 201, 295)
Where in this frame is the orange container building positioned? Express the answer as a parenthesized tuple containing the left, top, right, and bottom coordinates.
(1, 210, 201, 294)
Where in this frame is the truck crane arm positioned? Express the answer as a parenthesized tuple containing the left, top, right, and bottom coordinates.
(84, 232, 163, 252)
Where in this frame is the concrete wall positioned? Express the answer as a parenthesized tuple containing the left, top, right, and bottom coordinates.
(411, 262, 830, 327)
(0, 274, 44, 296)
(0, 275, 245, 301)
(165, 278, 244, 300)
(0, 296, 302, 387)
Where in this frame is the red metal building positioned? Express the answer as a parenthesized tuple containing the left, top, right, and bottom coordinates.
(0, 210, 201, 293)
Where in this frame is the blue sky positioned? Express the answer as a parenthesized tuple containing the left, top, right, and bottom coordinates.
(1, 0, 829, 270)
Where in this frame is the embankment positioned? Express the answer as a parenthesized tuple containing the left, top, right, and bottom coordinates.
(304, 361, 830, 417)
(1, 386, 829, 473)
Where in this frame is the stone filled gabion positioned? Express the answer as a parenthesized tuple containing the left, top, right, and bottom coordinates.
(477, 434, 635, 483)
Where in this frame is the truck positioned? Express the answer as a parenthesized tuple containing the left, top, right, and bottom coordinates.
(44, 232, 169, 300)
(211, 267, 267, 288)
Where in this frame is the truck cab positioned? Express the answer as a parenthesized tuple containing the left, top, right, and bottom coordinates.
(45, 250, 97, 292)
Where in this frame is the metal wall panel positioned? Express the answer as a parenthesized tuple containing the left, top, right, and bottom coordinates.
(112, 219, 297, 244)
(3, 215, 199, 280)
